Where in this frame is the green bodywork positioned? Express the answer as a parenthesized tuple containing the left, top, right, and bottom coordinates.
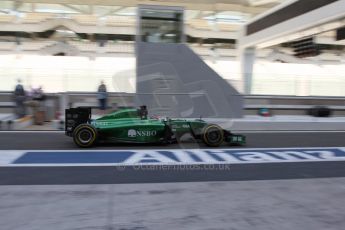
(88, 108, 245, 145)
(91, 109, 205, 143)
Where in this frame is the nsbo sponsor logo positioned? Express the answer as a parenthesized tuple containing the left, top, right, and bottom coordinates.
(128, 129, 157, 137)
(128, 129, 136, 137)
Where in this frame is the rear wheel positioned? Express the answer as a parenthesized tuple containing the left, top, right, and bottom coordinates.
(73, 124, 98, 148)
(202, 124, 224, 147)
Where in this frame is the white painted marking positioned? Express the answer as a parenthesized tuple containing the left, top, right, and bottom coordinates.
(0, 151, 26, 164)
(1, 146, 345, 152)
(267, 151, 321, 160)
(205, 150, 239, 162)
(234, 152, 281, 161)
(124, 151, 177, 164)
(0, 147, 345, 167)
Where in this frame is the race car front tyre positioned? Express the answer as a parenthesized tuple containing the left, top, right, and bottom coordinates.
(73, 124, 98, 148)
(202, 124, 224, 147)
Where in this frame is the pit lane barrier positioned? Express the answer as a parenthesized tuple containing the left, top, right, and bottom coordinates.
(0, 115, 33, 130)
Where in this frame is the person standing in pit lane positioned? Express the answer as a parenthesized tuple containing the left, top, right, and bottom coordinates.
(13, 79, 26, 118)
(97, 80, 108, 114)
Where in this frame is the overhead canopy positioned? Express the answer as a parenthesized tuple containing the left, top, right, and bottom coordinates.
(239, 0, 345, 49)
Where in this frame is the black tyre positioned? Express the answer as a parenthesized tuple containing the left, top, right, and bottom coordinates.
(202, 124, 224, 147)
(73, 124, 98, 148)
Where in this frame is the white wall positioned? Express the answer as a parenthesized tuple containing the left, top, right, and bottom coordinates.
(1, 54, 344, 96)
(252, 61, 345, 96)
(0, 55, 136, 93)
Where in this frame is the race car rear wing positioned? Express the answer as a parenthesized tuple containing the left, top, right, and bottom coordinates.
(65, 107, 91, 136)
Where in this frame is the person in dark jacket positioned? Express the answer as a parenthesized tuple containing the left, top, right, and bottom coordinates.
(97, 81, 108, 113)
(13, 79, 26, 118)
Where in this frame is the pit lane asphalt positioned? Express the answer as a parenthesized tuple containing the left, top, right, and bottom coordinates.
(2, 133, 345, 230)
(0, 131, 345, 149)
(1, 131, 345, 185)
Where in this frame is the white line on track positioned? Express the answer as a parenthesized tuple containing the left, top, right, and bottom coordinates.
(1, 146, 345, 151)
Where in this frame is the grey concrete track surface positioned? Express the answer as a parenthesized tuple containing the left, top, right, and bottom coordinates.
(2, 161, 345, 185)
(1, 132, 345, 230)
(1, 130, 345, 185)
(1, 178, 345, 230)
(1, 131, 345, 185)
(0, 131, 345, 149)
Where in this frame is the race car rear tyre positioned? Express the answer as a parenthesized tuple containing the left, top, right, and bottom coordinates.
(73, 124, 98, 148)
(202, 124, 224, 147)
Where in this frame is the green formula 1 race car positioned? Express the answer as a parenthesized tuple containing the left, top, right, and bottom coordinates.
(65, 106, 246, 148)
